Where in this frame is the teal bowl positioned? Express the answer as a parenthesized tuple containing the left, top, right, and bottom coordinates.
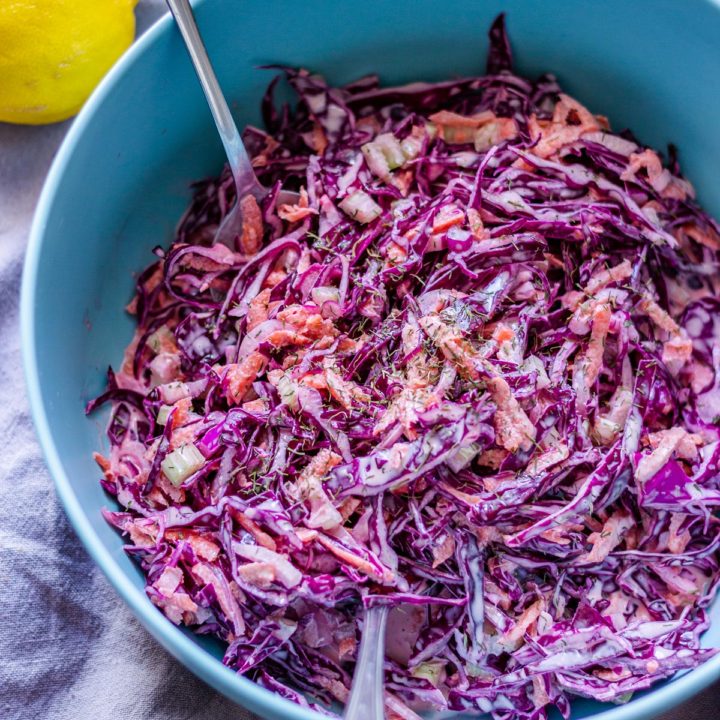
(21, 1, 720, 718)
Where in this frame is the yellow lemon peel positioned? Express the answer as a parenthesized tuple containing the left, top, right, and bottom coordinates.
(0, 0, 138, 125)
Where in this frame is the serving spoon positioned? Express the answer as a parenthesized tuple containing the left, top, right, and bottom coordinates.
(166, 0, 299, 247)
(344, 602, 389, 720)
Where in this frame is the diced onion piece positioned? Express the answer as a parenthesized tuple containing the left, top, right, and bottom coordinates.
(161, 443, 205, 486)
(411, 660, 446, 686)
(276, 373, 299, 411)
(521, 355, 551, 390)
(401, 137, 421, 161)
(339, 190, 382, 224)
(310, 286, 341, 306)
(361, 142, 390, 179)
(156, 404, 173, 426)
(446, 442, 480, 472)
(374, 133, 406, 169)
(362, 133, 406, 179)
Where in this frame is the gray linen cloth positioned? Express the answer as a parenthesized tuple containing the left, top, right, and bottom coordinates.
(0, 2, 716, 718)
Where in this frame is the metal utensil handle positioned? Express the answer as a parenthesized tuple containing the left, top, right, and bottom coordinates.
(165, 0, 261, 198)
(344, 604, 388, 720)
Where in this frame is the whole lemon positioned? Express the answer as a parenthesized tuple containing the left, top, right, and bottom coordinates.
(0, 0, 138, 125)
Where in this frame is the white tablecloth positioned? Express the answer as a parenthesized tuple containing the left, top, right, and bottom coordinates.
(0, 2, 716, 718)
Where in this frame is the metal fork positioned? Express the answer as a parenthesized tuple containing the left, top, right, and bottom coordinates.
(344, 603, 389, 720)
(166, 0, 299, 247)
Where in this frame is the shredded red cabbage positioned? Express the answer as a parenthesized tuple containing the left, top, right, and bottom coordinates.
(88, 15, 720, 719)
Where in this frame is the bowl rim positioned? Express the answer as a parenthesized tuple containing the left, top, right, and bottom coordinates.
(20, 1, 720, 718)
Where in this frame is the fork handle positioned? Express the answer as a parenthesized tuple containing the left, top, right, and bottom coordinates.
(344, 604, 388, 720)
(165, 0, 264, 199)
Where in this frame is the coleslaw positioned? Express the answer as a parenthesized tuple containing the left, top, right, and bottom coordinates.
(88, 15, 720, 720)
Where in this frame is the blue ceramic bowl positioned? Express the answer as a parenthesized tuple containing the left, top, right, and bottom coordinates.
(21, 1, 720, 718)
